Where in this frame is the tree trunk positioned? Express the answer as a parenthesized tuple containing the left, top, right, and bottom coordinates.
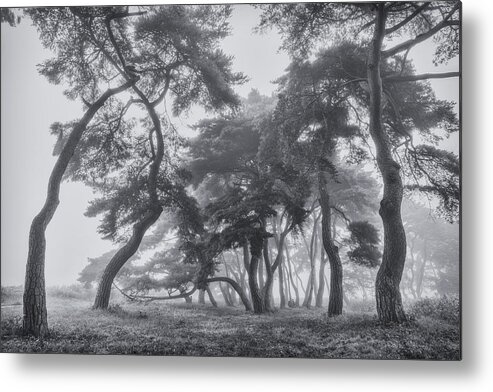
(284, 243, 300, 307)
(262, 239, 274, 311)
(262, 222, 289, 312)
(219, 283, 233, 306)
(302, 215, 319, 308)
(258, 246, 265, 291)
(283, 257, 292, 303)
(23, 81, 133, 337)
(198, 289, 205, 304)
(248, 235, 265, 313)
(206, 277, 252, 311)
(303, 275, 314, 308)
(318, 172, 343, 316)
(93, 79, 169, 310)
(315, 257, 327, 308)
(206, 286, 218, 307)
(278, 260, 286, 309)
(178, 285, 193, 303)
(93, 206, 162, 309)
(368, 4, 407, 323)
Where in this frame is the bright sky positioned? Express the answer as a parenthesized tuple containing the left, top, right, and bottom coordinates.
(0, 4, 459, 286)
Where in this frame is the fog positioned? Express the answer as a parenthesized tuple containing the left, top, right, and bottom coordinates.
(1, 4, 457, 295)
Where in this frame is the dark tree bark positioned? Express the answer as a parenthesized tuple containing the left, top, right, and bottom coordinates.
(262, 220, 289, 312)
(284, 243, 300, 307)
(233, 249, 248, 294)
(262, 239, 274, 312)
(93, 74, 170, 309)
(206, 277, 252, 311)
(23, 81, 133, 337)
(93, 205, 162, 309)
(198, 289, 206, 304)
(318, 172, 343, 316)
(368, 4, 407, 323)
(179, 286, 193, 303)
(248, 236, 265, 313)
(258, 246, 265, 291)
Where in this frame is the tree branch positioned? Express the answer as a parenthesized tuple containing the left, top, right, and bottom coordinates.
(384, 71, 460, 83)
(382, 3, 460, 58)
(385, 3, 431, 35)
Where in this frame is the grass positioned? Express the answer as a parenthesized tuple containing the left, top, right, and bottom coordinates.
(0, 287, 460, 359)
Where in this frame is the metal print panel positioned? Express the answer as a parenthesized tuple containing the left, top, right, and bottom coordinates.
(1, 2, 461, 359)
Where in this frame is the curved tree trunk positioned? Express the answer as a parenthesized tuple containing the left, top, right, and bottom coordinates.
(303, 276, 314, 309)
(219, 283, 233, 306)
(23, 81, 133, 337)
(262, 224, 289, 312)
(206, 286, 218, 307)
(93, 206, 162, 309)
(318, 172, 343, 316)
(93, 76, 169, 309)
(206, 277, 252, 311)
(368, 5, 407, 323)
(315, 257, 327, 308)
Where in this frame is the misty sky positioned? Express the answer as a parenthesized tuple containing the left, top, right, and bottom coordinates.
(1, 5, 459, 286)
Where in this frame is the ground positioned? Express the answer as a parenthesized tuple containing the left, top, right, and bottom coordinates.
(1, 287, 460, 359)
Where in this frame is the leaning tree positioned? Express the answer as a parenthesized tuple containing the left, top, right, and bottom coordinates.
(189, 99, 311, 313)
(259, 2, 460, 322)
(21, 6, 144, 337)
(269, 54, 385, 315)
(76, 5, 245, 309)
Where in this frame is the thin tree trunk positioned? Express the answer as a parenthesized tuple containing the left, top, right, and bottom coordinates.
(206, 286, 218, 307)
(278, 260, 286, 309)
(219, 283, 233, 306)
(318, 172, 343, 316)
(302, 215, 319, 308)
(283, 257, 292, 303)
(224, 265, 238, 306)
(93, 206, 162, 309)
(303, 275, 314, 309)
(94, 79, 169, 310)
(248, 236, 265, 313)
(206, 277, 252, 311)
(261, 238, 273, 311)
(284, 243, 300, 307)
(262, 220, 290, 312)
(179, 286, 192, 303)
(258, 246, 265, 291)
(23, 81, 133, 337)
(233, 249, 248, 294)
(368, 4, 407, 323)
